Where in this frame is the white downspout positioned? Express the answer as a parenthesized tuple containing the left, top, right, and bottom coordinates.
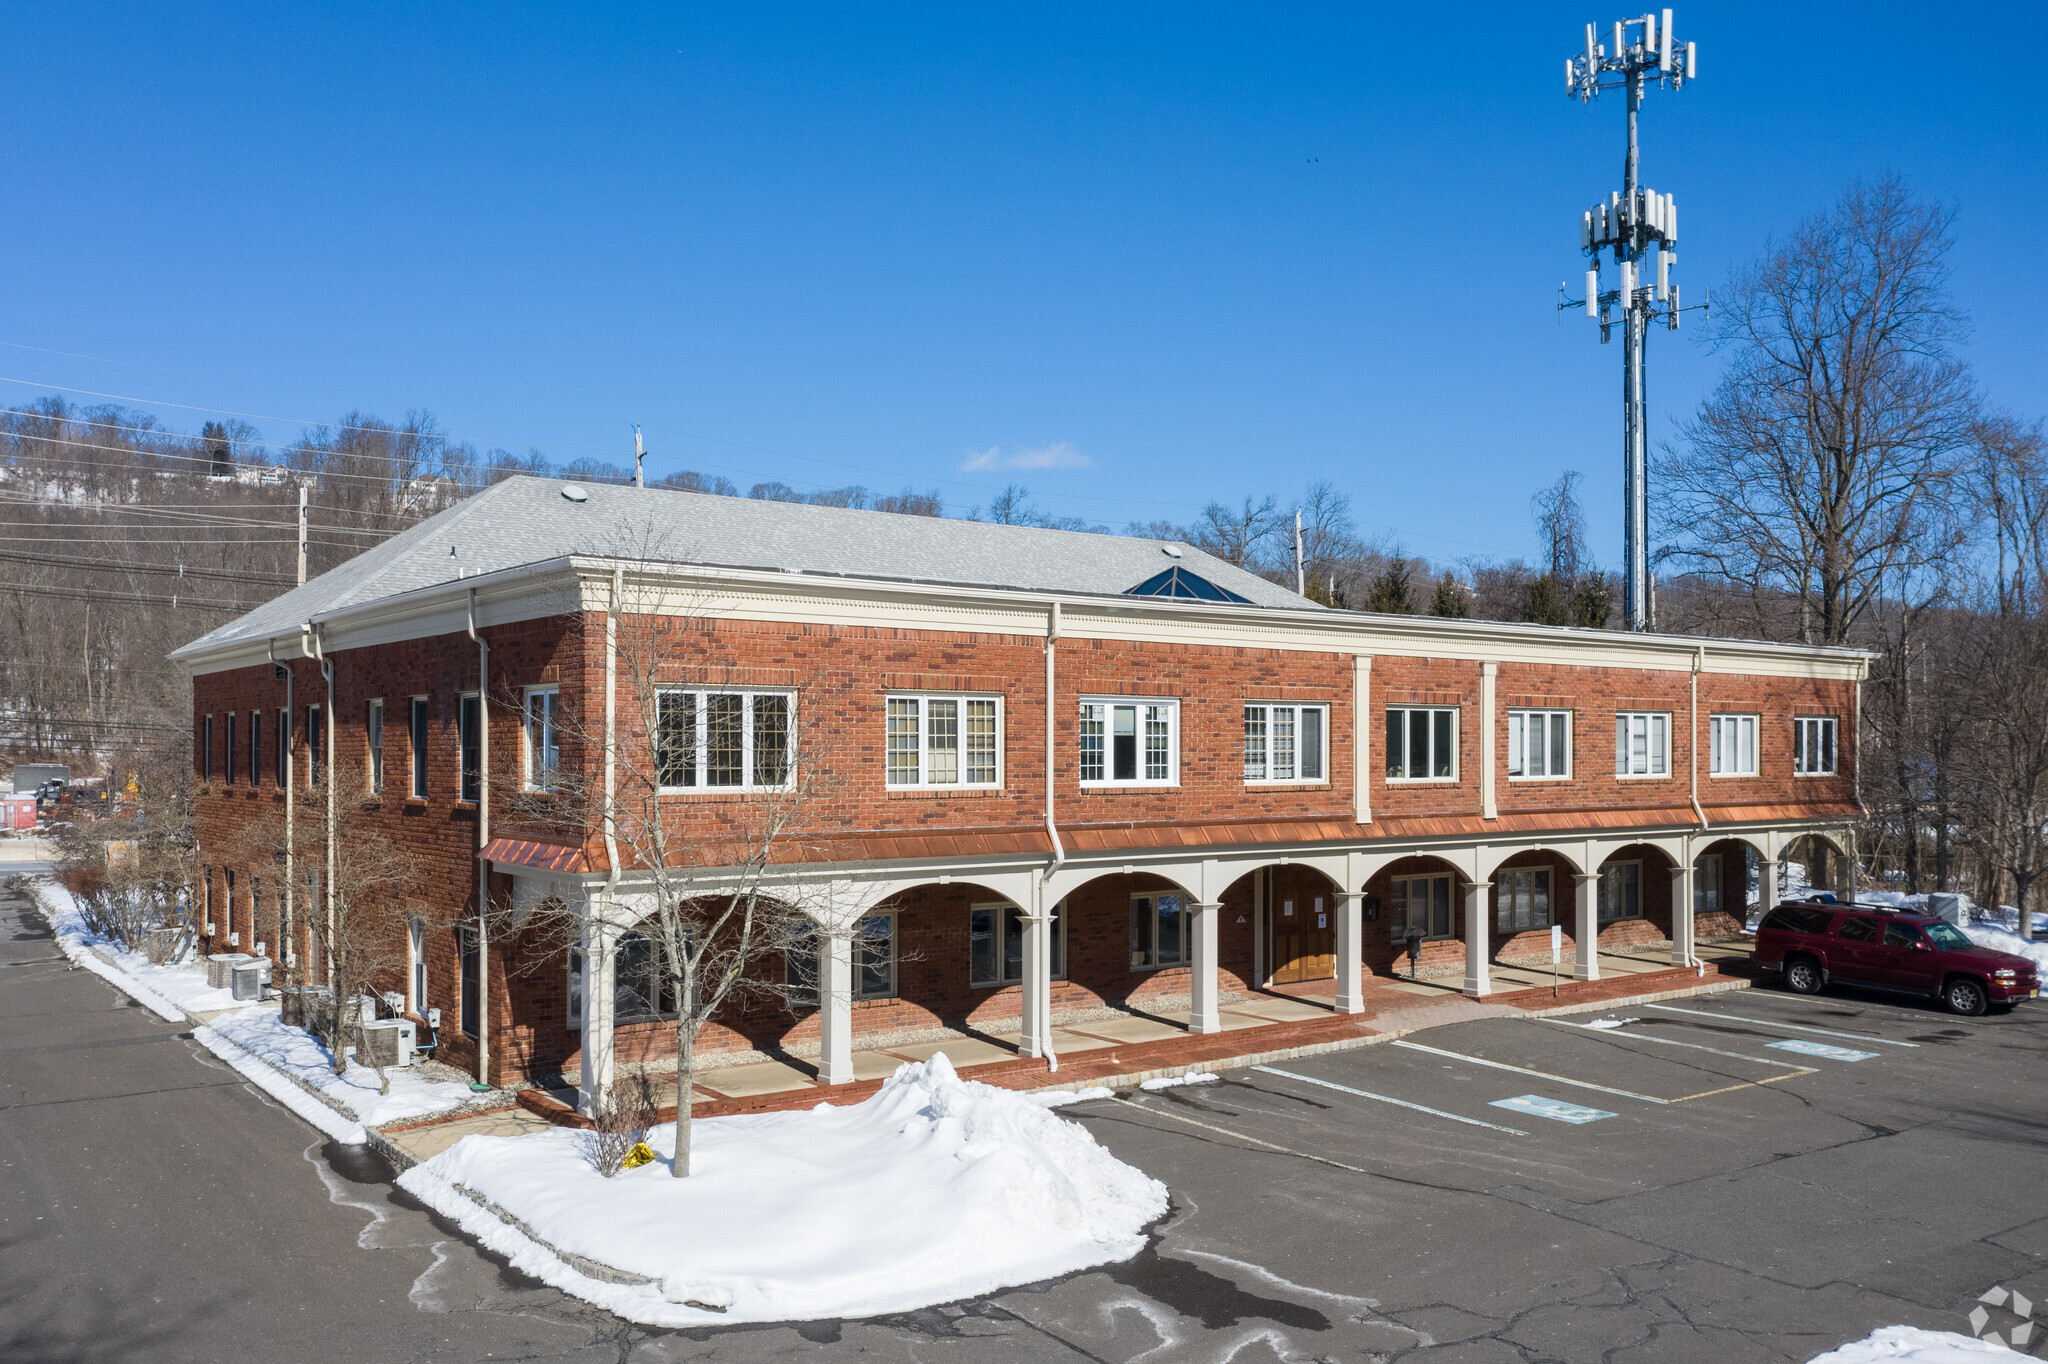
(1690, 647, 1708, 831)
(269, 639, 294, 978)
(1040, 600, 1063, 1071)
(307, 625, 335, 1006)
(466, 587, 491, 1088)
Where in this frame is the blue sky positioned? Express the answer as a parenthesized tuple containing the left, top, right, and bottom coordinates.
(3, 3, 2041, 567)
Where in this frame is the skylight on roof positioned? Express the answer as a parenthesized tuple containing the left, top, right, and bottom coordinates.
(1125, 566, 1253, 604)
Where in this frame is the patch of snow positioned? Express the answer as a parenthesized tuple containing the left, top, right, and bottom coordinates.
(1806, 1325, 2016, 1361)
(28, 879, 237, 1018)
(1032, 1086, 1116, 1108)
(1583, 1016, 1638, 1030)
(1140, 1072, 1220, 1091)
(396, 1052, 1168, 1326)
(198, 1025, 367, 1145)
(202, 1006, 475, 1130)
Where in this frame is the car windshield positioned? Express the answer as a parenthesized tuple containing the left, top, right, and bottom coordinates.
(1922, 921, 1972, 951)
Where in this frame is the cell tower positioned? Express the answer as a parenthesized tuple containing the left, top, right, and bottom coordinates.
(1558, 10, 1706, 632)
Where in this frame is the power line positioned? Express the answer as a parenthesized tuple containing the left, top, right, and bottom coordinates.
(0, 547, 297, 586)
(0, 580, 254, 611)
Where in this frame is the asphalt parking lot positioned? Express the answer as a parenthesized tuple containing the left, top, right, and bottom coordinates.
(7, 852, 2046, 1364)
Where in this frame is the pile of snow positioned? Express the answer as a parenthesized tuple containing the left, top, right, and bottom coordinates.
(201, 1006, 476, 1132)
(1033, 1086, 1115, 1108)
(1807, 1325, 2015, 1361)
(397, 1053, 1168, 1325)
(1140, 1072, 1219, 1091)
(1583, 1016, 1638, 1030)
(31, 879, 236, 1019)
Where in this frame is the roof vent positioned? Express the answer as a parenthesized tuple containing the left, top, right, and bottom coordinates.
(560, 483, 589, 503)
(1162, 544, 1184, 558)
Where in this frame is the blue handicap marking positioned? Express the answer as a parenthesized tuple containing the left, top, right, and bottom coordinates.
(1489, 1094, 1617, 1124)
(1766, 1039, 1879, 1062)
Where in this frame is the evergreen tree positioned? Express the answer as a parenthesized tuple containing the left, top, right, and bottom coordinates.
(1428, 572, 1470, 618)
(1364, 560, 1415, 614)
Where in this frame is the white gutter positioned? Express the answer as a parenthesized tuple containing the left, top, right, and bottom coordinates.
(1040, 600, 1063, 1073)
(466, 587, 491, 1088)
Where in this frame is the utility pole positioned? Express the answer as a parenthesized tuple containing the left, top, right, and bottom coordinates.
(1294, 510, 1305, 597)
(1558, 10, 1705, 631)
(633, 425, 646, 489)
(297, 483, 308, 587)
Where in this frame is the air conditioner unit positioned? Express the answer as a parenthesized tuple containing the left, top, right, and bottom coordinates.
(206, 953, 253, 989)
(359, 1018, 418, 1069)
(230, 961, 266, 1002)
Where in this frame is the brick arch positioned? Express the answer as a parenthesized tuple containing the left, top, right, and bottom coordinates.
(1221, 862, 1345, 990)
(1362, 853, 1472, 980)
(1592, 842, 1679, 953)
(1692, 837, 1759, 941)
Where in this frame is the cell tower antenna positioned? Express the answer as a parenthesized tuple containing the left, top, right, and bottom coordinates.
(1557, 9, 1706, 631)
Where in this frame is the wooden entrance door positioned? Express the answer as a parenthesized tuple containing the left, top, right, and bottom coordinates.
(1269, 890, 1336, 984)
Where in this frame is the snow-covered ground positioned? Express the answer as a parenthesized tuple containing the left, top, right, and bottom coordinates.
(201, 1005, 476, 1132)
(31, 878, 238, 1019)
(397, 1053, 1167, 1326)
(1807, 1325, 2017, 1360)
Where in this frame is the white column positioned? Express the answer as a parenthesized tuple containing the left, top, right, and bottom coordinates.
(577, 918, 616, 1115)
(1670, 864, 1695, 967)
(1188, 901, 1222, 1033)
(1758, 847, 1779, 920)
(817, 928, 855, 1085)
(1019, 907, 1046, 1057)
(1334, 891, 1365, 1013)
(1463, 881, 1492, 996)
(1574, 872, 1601, 981)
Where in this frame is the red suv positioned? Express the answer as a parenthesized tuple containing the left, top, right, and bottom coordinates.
(1755, 902, 2039, 1015)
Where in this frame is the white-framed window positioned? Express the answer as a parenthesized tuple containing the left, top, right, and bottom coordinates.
(366, 700, 384, 795)
(655, 689, 793, 791)
(305, 705, 322, 789)
(1243, 703, 1327, 783)
(249, 710, 263, 788)
(1694, 854, 1722, 914)
(886, 694, 1001, 788)
(1506, 709, 1571, 779)
(1598, 861, 1642, 922)
(458, 693, 481, 803)
(1080, 698, 1178, 787)
(1385, 707, 1457, 781)
(409, 696, 429, 799)
(615, 932, 679, 1020)
(567, 946, 585, 1029)
(525, 686, 561, 791)
(225, 712, 237, 787)
(200, 715, 214, 782)
(1614, 711, 1670, 777)
(277, 708, 290, 789)
(1390, 873, 1455, 940)
(1793, 716, 1837, 776)
(408, 917, 427, 1014)
(785, 915, 896, 1002)
(1128, 891, 1186, 968)
(1709, 713, 1759, 777)
(970, 901, 1065, 986)
(1495, 867, 1553, 932)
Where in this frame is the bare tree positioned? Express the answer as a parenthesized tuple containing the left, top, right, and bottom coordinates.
(1190, 495, 1281, 569)
(1658, 176, 1977, 644)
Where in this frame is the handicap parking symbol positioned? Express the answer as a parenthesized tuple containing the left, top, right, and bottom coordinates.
(1490, 1094, 1616, 1124)
(1766, 1039, 1879, 1062)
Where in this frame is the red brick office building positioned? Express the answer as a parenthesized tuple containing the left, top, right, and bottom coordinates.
(176, 476, 1867, 1101)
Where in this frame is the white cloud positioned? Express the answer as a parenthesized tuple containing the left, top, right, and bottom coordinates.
(961, 441, 1093, 472)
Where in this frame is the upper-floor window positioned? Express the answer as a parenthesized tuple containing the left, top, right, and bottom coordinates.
(276, 708, 290, 789)
(225, 712, 237, 786)
(886, 694, 1000, 788)
(409, 697, 429, 799)
(1506, 709, 1571, 779)
(1080, 698, 1178, 787)
(1708, 713, 1758, 777)
(366, 700, 384, 795)
(1793, 716, 1837, 776)
(458, 694, 481, 802)
(525, 687, 561, 791)
(655, 689, 793, 791)
(249, 711, 263, 788)
(201, 715, 213, 782)
(1244, 703, 1327, 783)
(1385, 707, 1456, 782)
(306, 705, 322, 789)
(1614, 711, 1670, 777)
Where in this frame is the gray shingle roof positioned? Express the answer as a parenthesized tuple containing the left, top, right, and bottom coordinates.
(172, 476, 1307, 658)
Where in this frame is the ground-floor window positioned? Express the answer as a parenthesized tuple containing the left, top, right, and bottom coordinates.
(615, 932, 680, 1020)
(785, 915, 896, 1003)
(1694, 854, 1722, 914)
(1598, 862, 1642, 923)
(1495, 868, 1553, 933)
(459, 927, 480, 1037)
(971, 902, 1065, 986)
(409, 919, 427, 1014)
(567, 946, 585, 1029)
(1390, 874, 1454, 940)
(1129, 892, 1185, 969)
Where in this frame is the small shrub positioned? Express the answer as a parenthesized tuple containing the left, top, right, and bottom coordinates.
(583, 1074, 659, 1177)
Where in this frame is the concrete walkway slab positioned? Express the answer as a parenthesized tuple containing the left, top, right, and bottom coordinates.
(886, 1036, 1017, 1066)
(385, 1104, 553, 1162)
(1069, 1016, 1186, 1044)
(693, 1059, 817, 1098)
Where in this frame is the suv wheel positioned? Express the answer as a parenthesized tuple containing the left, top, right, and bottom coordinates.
(1784, 955, 1824, 995)
(1943, 977, 1989, 1017)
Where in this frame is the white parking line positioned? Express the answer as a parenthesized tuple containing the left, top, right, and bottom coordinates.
(1543, 1017, 1820, 1068)
(1643, 1002, 1919, 1047)
(1390, 1039, 1672, 1104)
(1252, 1065, 1530, 1136)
